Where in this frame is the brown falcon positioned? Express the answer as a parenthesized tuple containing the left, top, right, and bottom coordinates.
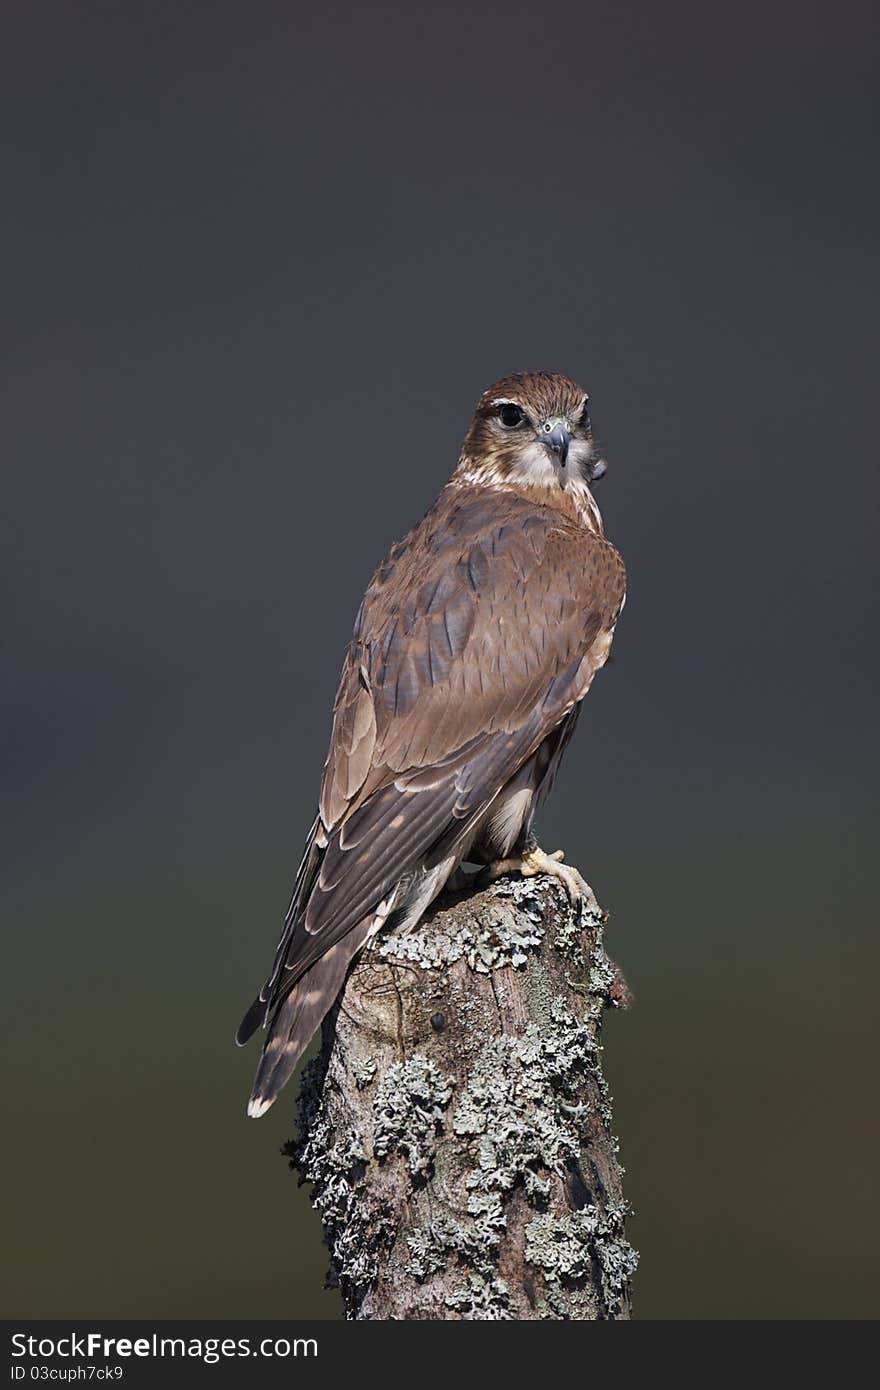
(237, 371, 626, 1117)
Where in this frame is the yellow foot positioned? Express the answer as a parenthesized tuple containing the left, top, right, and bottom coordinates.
(484, 847, 599, 913)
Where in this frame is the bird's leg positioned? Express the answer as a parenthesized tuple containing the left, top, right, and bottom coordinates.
(443, 863, 483, 896)
(483, 844, 599, 913)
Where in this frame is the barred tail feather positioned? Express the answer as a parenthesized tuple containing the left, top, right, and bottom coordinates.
(246, 924, 372, 1118)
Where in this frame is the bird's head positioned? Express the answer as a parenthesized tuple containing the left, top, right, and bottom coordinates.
(457, 371, 607, 494)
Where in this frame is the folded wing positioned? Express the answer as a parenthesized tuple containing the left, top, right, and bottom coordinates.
(237, 487, 625, 1087)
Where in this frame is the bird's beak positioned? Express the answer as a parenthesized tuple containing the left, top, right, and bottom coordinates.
(543, 423, 571, 468)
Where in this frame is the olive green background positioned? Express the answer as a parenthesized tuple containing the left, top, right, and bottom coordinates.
(3, 1, 877, 1319)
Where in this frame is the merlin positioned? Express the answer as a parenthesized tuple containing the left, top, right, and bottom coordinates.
(237, 371, 626, 1116)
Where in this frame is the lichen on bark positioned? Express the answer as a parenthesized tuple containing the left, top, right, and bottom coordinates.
(285, 873, 636, 1320)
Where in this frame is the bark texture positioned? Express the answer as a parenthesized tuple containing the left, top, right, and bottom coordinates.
(286, 872, 636, 1320)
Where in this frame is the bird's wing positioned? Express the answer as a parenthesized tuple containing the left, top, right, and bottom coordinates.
(240, 487, 625, 1038)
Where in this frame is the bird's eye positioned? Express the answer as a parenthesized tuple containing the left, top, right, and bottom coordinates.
(580, 400, 591, 429)
(497, 403, 526, 428)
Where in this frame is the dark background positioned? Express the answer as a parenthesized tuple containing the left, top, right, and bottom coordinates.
(2, 0, 877, 1320)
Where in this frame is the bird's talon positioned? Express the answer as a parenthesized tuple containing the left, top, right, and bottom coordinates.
(484, 846, 595, 909)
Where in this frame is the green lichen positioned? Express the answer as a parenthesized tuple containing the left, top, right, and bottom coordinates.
(452, 998, 599, 1217)
(377, 872, 602, 979)
(444, 1272, 513, 1320)
(551, 886, 603, 961)
(406, 1219, 458, 1279)
(585, 924, 620, 1019)
(372, 1056, 454, 1176)
(353, 1056, 377, 1089)
(402, 996, 608, 1309)
(525, 1203, 638, 1317)
(538, 1284, 599, 1320)
(288, 1057, 394, 1304)
(406, 1213, 502, 1281)
(377, 876, 553, 972)
(445, 983, 495, 1055)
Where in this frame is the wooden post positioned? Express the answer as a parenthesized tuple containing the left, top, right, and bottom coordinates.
(286, 873, 636, 1320)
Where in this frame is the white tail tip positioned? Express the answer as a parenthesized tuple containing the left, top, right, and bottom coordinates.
(247, 1095, 274, 1119)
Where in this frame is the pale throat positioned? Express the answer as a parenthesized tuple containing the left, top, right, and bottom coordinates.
(452, 448, 605, 535)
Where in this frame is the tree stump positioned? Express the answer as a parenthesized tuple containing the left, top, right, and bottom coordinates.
(285, 872, 636, 1320)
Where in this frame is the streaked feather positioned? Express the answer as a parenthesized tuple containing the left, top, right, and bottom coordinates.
(238, 372, 626, 1115)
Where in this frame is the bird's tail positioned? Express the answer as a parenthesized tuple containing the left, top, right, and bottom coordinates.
(245, 926, 371, 1118)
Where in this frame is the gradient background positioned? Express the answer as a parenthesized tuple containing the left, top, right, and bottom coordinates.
(2, 1, 878, 1320)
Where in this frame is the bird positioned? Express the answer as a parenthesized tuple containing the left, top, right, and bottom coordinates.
(237, 371, 626, 1117)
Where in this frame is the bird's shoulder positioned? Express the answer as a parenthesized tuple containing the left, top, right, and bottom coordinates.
(317, 483, 625, 828)
(358, 482, 625, 638)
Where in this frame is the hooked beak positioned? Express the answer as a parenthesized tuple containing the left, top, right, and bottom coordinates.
(542, 423, 570, 468)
